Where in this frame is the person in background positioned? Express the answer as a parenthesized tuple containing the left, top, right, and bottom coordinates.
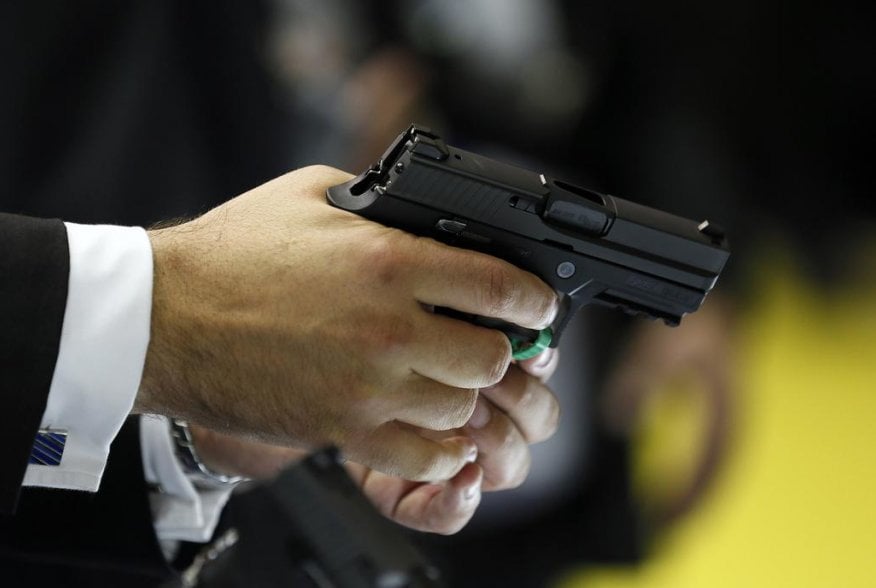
(267, 1, 875, 585)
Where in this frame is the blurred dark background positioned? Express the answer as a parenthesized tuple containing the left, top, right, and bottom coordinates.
(2, 1, 874, 586)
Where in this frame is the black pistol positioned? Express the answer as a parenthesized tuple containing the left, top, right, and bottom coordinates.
(327, 125, 730, 350)
(183, 448, 443, 588)
(263, 448, 442, 588)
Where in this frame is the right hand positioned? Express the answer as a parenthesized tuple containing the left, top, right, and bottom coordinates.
(136, 165, 558, 482)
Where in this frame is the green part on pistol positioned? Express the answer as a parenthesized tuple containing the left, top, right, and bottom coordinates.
(510, 328, 553, 361)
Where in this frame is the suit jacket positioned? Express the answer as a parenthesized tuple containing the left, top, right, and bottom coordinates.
(0, 2, 289, 582)
(0, 214, 69, 514)
(0, 214, 173, 584)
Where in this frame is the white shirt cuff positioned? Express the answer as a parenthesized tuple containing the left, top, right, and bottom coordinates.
(141, 415, 234, 544)
(23, 223, 152, 490)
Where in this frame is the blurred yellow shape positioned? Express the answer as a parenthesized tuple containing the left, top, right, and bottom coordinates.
(557, 251, 876, 588)
(632, 369, 714, 519)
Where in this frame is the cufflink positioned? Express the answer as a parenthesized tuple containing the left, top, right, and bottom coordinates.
(29, 429, 68, 466)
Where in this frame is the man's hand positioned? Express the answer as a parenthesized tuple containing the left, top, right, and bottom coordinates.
(136, 165, 558, 483)
(355, 345, 561, 533)
(189, 424, 482, 535)
(465, 348, 560, 491)
(187, 346, 560, 535)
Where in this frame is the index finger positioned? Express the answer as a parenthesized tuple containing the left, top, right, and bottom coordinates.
(411, 238, 558, 330)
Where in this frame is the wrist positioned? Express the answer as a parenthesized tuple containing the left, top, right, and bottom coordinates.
(136, 228, 170, 414)
(136, 227, 194, 418)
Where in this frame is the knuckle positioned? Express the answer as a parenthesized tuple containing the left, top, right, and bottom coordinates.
(491, 445, 530, 490)
(482, 263, 520, 318)
(440, 388, 479, 430)
(498, 426, 519, 455)
(544, 395, 561, 440)
(528, 394, 561, 443)
(513, 385, 537, 416)
(300, 163, 328, 175)
(481, 335, 512, 387)
(408, 451, 446, 482)
(510, 454, 532, 488)
(364, 234, 406, 285)
(303, 163, 348, 180)
(501, 375, 536, 417)
(365, 317, 415, 356)
(295, 164, 337, 186)
(507, 380, 560, 444)
(343, 382, 383, 422)
(534, 289, 558, 327)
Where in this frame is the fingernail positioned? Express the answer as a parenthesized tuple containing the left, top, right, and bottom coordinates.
(465, 444, 478, 463)
(533, 349, 553, 369)
(467, 398, 491, 429)
(464, 484, 480, 500)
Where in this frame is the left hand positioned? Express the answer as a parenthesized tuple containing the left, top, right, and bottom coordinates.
(189, 424, 483, 535)
(189, 346, 560, 534)
(454, 348, 560, 492)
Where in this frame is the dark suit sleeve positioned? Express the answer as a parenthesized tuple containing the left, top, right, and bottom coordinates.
(0, 417, 174, 585)
(0, 213, 70, 514)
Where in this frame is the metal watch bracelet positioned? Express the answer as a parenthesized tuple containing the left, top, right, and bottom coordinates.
(169, 419, 248, 488)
